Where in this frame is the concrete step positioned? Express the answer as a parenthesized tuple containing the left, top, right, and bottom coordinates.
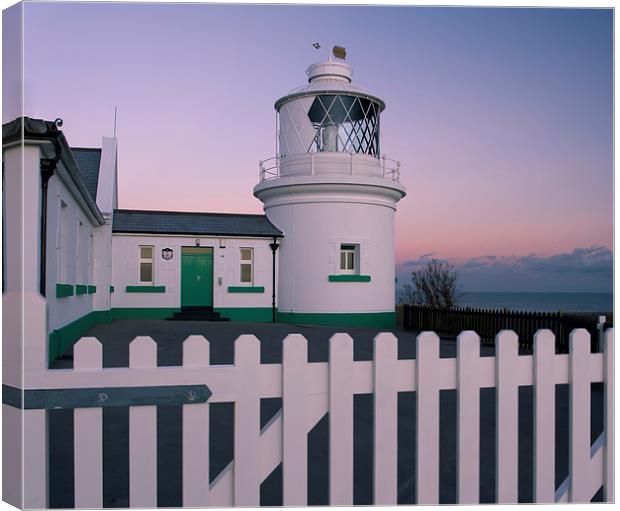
(166, 308, 230, 321)
(166, 316, 231, 322)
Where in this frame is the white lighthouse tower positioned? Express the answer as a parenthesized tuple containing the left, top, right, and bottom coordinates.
(254, 49, 406, 327)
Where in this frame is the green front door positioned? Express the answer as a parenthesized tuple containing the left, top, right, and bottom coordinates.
(181, 248, 213, 307)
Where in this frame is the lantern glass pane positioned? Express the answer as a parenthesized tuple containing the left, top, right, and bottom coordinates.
(307, 94, 380, 156)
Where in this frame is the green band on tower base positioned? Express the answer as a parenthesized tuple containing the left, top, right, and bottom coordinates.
(277, 311, 395, 328)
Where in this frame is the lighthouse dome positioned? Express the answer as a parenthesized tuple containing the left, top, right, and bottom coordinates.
(275, 59, 385, 113)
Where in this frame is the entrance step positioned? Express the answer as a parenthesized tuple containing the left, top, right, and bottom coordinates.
(166, 307, 230, 322)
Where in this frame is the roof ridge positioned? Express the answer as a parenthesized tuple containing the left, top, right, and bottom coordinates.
(71, 146, 102, 152)
(114, 208, 267, 218)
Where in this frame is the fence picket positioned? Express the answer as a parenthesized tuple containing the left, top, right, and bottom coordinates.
(495, 330, 519, 503)
(456, 331, 480, 504)
(569, 329, 591, 502)
(373, 332, 398, 505)
(129, 336, 158, 508)
(233, 335, 261, 506)
(73, 337, 103, 508)
(416, 331, 440, 504)
(282, 334, 308, 505)
(329, 333, 354, 505)
(603, 328, 614, 502)
(209, 463, 234, 507)
(182, 335, 210, 507)
(533, 329, 555, 503)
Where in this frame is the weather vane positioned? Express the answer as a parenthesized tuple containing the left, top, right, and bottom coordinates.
(311, 42, 346, 61)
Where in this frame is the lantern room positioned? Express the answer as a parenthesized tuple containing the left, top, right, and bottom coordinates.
(276, 59, 384, 157)
(260, 50, 399, 182)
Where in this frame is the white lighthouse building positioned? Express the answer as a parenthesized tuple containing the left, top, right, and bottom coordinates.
(254, 52, 406, 327)
(2, 50, 406, 367)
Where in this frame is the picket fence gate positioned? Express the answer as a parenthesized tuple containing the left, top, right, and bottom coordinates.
(11, 328, 614, 508)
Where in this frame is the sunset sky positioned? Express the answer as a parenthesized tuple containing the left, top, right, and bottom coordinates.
(7, 2, 613, 291)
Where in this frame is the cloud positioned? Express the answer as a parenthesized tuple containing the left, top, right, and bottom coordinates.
(401, 252, 445, 267)
(461, 246, 612, 276)
(397, 246, 613, 292)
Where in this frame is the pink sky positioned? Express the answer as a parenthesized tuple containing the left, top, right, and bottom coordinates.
(6, 3, 613, 290)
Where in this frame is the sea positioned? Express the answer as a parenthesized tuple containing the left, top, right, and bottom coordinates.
(459, 292, 613, 314)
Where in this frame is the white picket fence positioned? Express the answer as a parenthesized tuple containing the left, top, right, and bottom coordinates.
(18, 328, 614, 507)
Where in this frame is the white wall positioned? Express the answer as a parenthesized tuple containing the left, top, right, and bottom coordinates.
(45, 172, 98, 331)
(256, 177, 405, 314)
(111, 234, 276, 310)
(93, 137, 118, 313)
(44, 136, 117, 329)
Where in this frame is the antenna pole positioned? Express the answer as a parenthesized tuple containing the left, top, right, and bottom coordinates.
(113, 106, 117, 137)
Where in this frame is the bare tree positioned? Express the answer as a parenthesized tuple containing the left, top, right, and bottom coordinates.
(398, 282, 419, 305)
(400, 259, 462, 309)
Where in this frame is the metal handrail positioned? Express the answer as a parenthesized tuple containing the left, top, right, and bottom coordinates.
(258, 153, 401, 183)
(258, 155, 281, 181)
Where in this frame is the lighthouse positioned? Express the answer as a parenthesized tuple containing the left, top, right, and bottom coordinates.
(254, 49, 406, 327)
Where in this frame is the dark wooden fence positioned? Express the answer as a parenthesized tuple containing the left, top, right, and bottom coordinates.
(402, 304, 613, 353)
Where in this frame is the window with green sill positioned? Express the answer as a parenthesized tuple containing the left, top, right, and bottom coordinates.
(330, 243, 371, 282)
(340, 244, 359, 274)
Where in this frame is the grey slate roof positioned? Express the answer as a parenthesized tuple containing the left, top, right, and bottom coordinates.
(71, 147, 102, 201)
(113, 209, 283, 238)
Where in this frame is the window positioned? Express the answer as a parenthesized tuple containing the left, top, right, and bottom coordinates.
(58, 200, 69, 282)
(77, 220, 88, 282)
(88, 233, 94, 281)
(240, 248, 253, 284)
(139, 245, 154, 283)
(340, 244, 358, 274)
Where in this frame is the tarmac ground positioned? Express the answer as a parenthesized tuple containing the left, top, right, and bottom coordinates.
(48, 320, 604, 507)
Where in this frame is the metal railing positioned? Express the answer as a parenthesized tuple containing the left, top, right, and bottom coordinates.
(258, 153, 401, 183)
(402, 304, 612, 353)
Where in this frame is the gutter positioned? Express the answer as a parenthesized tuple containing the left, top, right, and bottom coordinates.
(38, 129, 62, 296)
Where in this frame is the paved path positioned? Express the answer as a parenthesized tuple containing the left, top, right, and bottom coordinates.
(48, 320, 604, 507)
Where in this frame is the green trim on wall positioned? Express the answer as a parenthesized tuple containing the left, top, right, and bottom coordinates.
(126, 285, 166, 293)
(87, 285, 96, 294)
(48, 310, 112, 365)
(110, 308, 180, 320)
(110, 285, 115, 293)
(76, 284, 88, 295)
(277, 311, 395, 328)
(214, 307, 273, 322)
(328, 275, 372, 282)
(227, 286, 265, 293)
(55, 283, 74, 298)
